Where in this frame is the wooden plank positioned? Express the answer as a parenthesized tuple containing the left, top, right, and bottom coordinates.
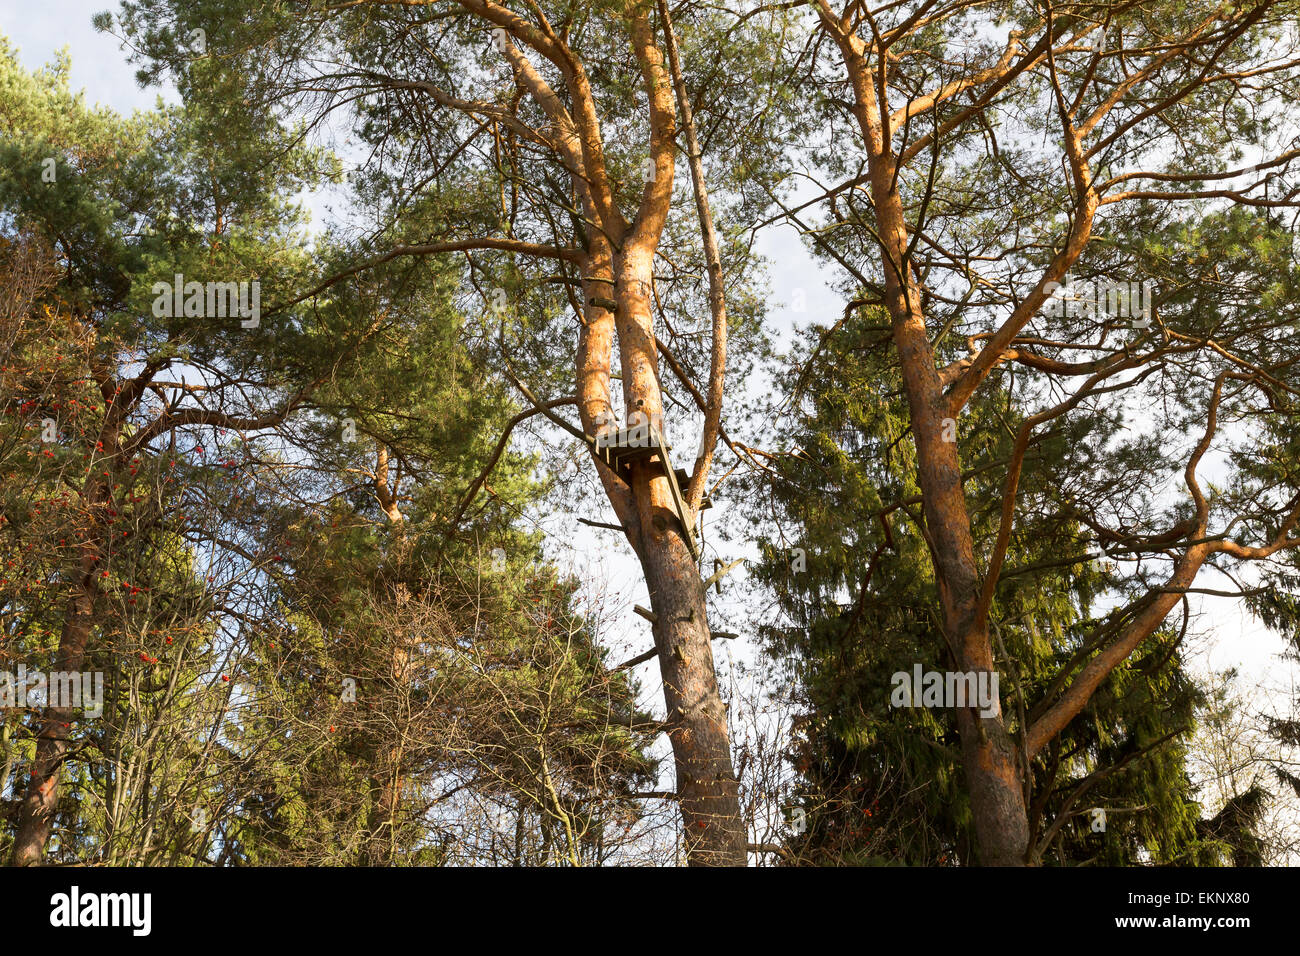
(653, 422, 699, 561)
(587, 422, 699, 559)
(594, 425, 672, 486)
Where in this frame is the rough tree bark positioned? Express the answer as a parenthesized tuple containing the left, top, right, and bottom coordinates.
(488, 3, 746, 864)
(810, 0, 1300, 864)
(10, 403, 114, 866)
(815, 2, 1035, 864)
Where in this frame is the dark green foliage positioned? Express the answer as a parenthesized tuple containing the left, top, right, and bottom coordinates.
(741, 307, 1242, 865)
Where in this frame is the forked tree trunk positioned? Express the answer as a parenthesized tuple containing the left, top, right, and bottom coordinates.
(811, 13, 1035, 863)
(848, 60, 1030, 862)
(487, 5, 745, 864)
(615, 246, 745, 865)
(880, 186, 1031, 866)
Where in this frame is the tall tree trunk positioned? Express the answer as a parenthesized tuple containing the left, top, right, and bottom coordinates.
(12, 386, 118, 865)
(619, 241, 744, 865)
(485, 4, 746, 864)
(10, 547, 100, 865)
(578, 237, 745, 865)
(641, 520, 745, 864)
(874, 163, 1030, 865)
(361, 465, 409, 866)
(815, 8, 1032, 863)
(885, 223, 1030, 865)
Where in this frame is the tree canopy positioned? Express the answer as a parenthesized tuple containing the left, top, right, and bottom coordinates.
(3, 0, 1300, 868)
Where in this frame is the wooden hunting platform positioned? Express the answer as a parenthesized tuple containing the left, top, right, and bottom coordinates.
(590, 421, 707, 559)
